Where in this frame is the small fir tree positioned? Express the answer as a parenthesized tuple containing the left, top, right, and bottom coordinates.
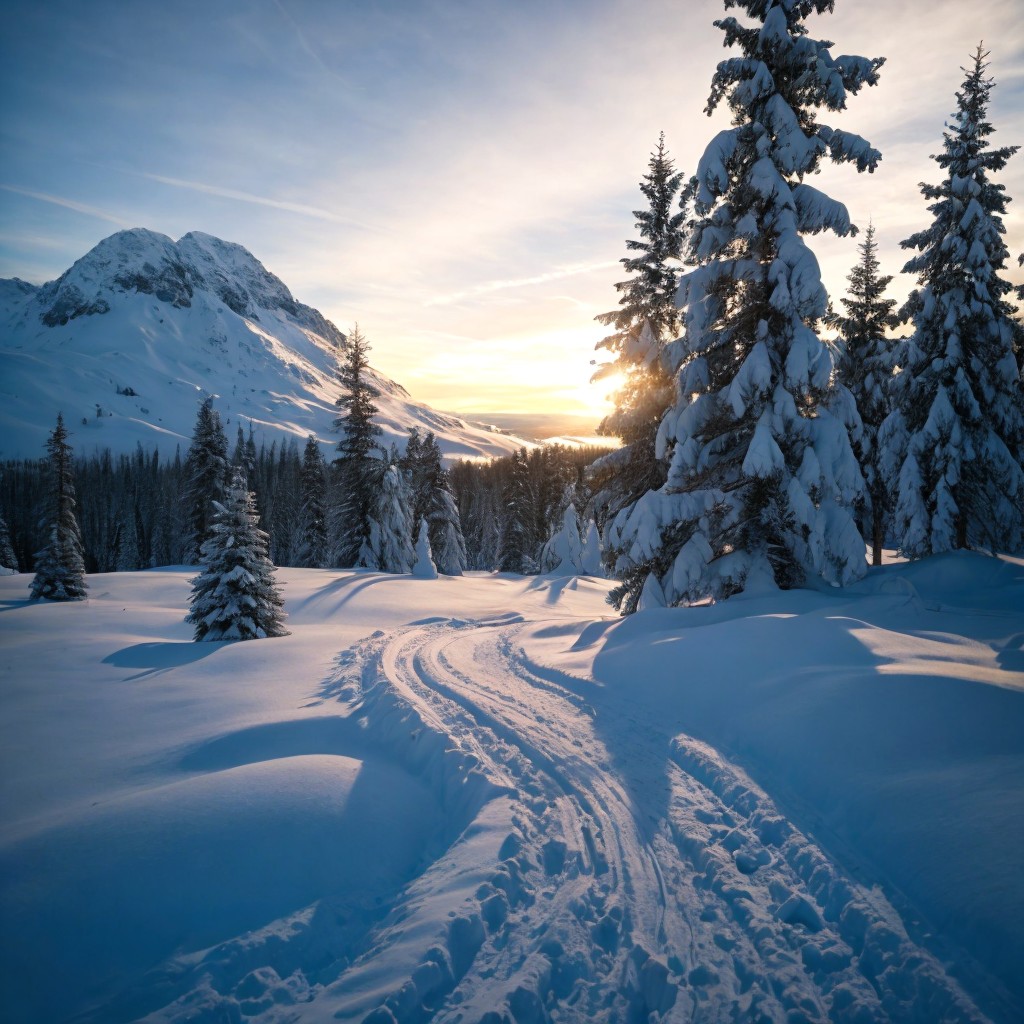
(30, 414, 88, 600)
(412, 517, 438, 579)
(181, 397, 229, 563)
(332, 325, 385, 567)
(827, 224, 899, 565)
(187, 468, 288, 641)
(294, 436, 328, 568)
(591, 135, 688, 531)
(882, 46, 1024, 557)
(540, 495, 585, 575)
(607, 0, 882, 609)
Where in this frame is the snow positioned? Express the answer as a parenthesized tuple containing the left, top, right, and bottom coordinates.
(1, 553, 1022, 1022)
(0, 230, 535, 463)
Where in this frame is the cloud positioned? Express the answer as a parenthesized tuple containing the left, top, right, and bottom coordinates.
(0, 185, 126, 226)
(140, 173, 371, 229)
(426, 261, 619, 307)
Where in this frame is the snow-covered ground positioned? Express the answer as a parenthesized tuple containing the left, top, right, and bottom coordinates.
(1, 554, 1021, 1023)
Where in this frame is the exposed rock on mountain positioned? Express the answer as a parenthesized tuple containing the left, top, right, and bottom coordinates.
(0, 229, 530, 461)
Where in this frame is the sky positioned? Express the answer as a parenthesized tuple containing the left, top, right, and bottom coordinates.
(2, 0, 1023, 434)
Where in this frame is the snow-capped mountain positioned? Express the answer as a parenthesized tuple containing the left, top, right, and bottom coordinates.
(0, 229, 533, 461)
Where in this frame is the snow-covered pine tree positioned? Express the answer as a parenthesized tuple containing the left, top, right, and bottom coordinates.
(181, 397, 229, 563)
(186, 468, 287, 641)
(590, 135, 687, 534)
(412, 517, 438, 579)
(607, 0, 882, 609)
(827, 224, 899, 565)
(294, 436, 328, 568)
(332, 325, 385, 568)
(540, 488, 585, 574)
(0, 508, 18, 573)
(30, 414, 88, 601)
(882, 46, 1024, 557)
(369, 449, 414, 573)
(402, 430, 468, 576)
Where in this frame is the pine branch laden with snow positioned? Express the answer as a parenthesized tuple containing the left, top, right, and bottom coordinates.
(186, 469, 288, 642)
(30, 414, 88, 601)
(885, 46, 1024, 558)
(825, 225, 900, 565)
(590, 135, 689, 536)
(608, 0, 883, 611)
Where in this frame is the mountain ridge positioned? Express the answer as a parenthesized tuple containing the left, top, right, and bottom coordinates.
(0, 229, 532, 462)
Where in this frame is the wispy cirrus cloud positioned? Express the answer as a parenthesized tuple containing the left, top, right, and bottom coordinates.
(426, 261, 619, 307)
(0, 184, 127, 226)
(140, 173, 371, 229)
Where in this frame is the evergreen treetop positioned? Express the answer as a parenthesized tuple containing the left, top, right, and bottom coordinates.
(334, 325, 383, 462)
(826, 224, 899, 565)
(595, 132, 687, 344)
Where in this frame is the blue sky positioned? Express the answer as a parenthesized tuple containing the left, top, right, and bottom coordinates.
(2, 0, 1023, 426)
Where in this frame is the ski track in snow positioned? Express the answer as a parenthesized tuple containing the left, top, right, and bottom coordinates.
(22, 581, 1006, 1024)
(241, 614, 991, 1024)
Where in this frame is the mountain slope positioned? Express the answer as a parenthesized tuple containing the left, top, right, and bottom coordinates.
(0, 229, 532, 461)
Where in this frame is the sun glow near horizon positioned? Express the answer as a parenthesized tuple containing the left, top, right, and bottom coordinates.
(377, 321, 622, 425)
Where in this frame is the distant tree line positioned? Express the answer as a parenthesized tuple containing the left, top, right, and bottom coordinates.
(0, 412, 609, 579)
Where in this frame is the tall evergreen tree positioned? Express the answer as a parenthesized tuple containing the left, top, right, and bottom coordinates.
(187, 468, 288, 641)
(30, 414, 88, 601)
(294, 436, 328, 568)
(607, 0, 882, 609)
(882, 46, 1024, 557)
(181, 397, 229, 563)
(332, 325, 385, 567)
(590, 136, 688, 529)
(827, 224, 899, 565)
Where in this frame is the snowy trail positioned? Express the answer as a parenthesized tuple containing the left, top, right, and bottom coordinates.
(326, 613, 992, 1024)
(3, 566, 1017, 1023)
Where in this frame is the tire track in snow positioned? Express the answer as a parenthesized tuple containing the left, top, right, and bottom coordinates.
(241, 615, 995, 1024)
